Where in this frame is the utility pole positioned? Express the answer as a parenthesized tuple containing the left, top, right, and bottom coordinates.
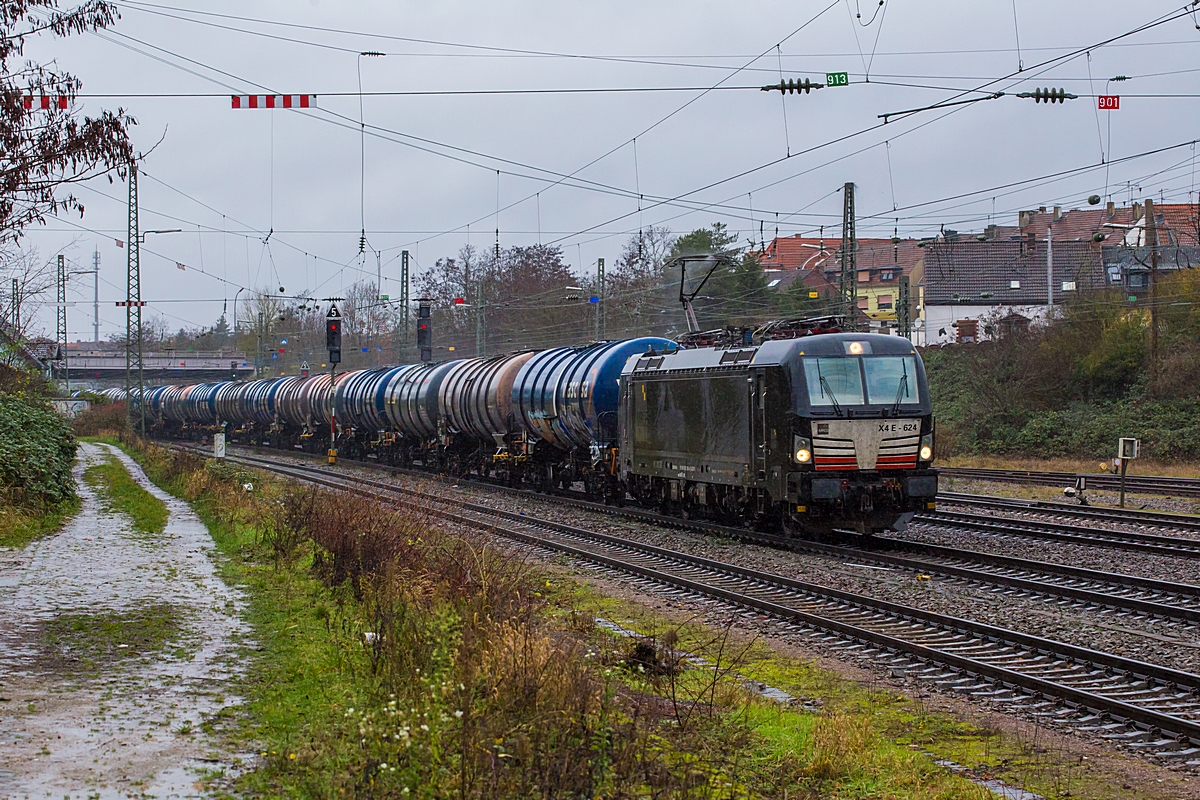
(400, 250, 410, 357)
(475, 277, 486, 357)
(897, 275, 911, 341)
(1046, 225, 1054, 313)
(10, 277, 17, 331)
(1146, 198, 1160, 382)
(376, 250, 382, 301)
(840, 182, 857, 330)
(92, 247, 100, 344)
(256, 307, 266, 378)
(56, 255, 68, 395)
(596, 257, 606, 340)
(126, 162, 146, 438)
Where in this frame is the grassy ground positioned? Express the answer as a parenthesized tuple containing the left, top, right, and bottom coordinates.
(0, 496, 80, 549)
(122, 440, 1189, 800)
(83, 451, 169, 538)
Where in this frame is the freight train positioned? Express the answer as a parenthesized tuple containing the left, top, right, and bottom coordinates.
(133, 319, 936, 535)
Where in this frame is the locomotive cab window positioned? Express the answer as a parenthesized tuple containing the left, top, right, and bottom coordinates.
(802, 355, 920, 408)
(864, 356, 919, 405)
(803, 357, 865, 407)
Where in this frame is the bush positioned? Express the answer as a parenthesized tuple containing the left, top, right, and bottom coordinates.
(0, 393, 77, 509)
(923, 274, 1200, 462)
(70, 400, 131, 438)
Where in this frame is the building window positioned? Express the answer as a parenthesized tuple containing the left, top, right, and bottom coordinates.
(880, 270, 894, 281)
(1061, 281, 1076, 291)
(858, 271, 870, 283)
(877, 294, 893, 309)
(1129, 274, 1146, 287)
(857, 297, 868, 309)
(766, 278, 782, 288)
(1009, 280, 1021, 289)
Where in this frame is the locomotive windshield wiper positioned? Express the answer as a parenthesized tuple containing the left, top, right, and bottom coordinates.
(816, 363, 843, 417)
(891, 362, 909, 417)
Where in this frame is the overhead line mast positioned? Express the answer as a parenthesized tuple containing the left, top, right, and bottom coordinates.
(840, 182, 858, 331)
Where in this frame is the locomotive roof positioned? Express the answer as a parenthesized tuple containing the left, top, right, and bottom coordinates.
(623, 332, 918, 375)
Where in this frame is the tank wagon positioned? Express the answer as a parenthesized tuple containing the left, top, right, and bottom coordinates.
(146, 323, 935, 535)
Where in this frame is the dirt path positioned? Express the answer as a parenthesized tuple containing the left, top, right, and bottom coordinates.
(0, 442, 249, 799)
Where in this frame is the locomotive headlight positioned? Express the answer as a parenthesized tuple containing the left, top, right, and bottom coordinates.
(919, 433, 934, 462)
(793, 436, 813, 464)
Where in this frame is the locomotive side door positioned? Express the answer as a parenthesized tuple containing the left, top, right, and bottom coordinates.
(752, 368, 768, 482)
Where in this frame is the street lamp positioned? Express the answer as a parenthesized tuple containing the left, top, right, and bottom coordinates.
(139, 228, 182, 243)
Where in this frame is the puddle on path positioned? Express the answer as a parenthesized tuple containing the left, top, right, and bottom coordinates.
(0, 442, 250, 798)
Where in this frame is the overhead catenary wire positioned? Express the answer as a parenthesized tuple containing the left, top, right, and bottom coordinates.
(41, 1, 1195, 313)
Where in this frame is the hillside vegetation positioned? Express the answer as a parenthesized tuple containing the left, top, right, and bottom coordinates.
(924, 271, 1200, 462)
(0, 365, 78, 546)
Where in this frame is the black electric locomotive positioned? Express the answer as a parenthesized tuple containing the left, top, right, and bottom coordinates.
(620, 331, 936, 534)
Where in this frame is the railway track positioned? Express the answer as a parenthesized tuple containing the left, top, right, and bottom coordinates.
(940, 467, 1200, 499)
(918, 509, 1200, 559)
(940, 491, 1200, 532)
(185, 445, 1200, 760)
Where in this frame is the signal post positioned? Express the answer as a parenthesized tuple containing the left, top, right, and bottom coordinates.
(326, 303, 342, 464)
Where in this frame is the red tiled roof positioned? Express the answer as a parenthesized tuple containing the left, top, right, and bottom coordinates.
(759, 235, 923, 274)
(987, 203, 1198, 247)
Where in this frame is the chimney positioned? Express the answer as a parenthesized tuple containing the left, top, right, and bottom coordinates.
(1106, 200, 1114, 217)
(1053, 206, 1062, 221)
(1019, 210, 1033, 229)
(1039, 206, 1047, 213)
(1133, 202, 1144, 222)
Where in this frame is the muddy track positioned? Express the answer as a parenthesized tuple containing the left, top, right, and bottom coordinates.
(0, 443, 249, 798)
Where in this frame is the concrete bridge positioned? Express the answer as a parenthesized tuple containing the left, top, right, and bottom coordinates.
(53, 350, 255, 388)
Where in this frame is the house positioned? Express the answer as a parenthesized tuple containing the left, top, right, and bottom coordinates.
(921, 238, 1104, 344)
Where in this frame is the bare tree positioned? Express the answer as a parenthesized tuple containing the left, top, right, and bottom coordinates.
(2, 1, 136, 243)
(1, 244, 55, 342)
(606, 226, 676, 339)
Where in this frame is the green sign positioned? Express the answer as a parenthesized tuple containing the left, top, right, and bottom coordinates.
(826, 71, 849, 86)
(1128, 295, 1137, 302)
(380, 294, 389, 301)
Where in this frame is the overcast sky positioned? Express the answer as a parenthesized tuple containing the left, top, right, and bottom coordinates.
(15, 0, 1200, 341)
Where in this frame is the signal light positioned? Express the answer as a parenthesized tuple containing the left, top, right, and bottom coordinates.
(1016, 87, 1077, 104)
(761, 78, 824, 95)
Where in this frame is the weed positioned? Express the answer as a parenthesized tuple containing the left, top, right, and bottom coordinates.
(40, 602, 190, 676)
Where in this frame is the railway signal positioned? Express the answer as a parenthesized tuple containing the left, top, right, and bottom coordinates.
(325, 305, 342, 364)
(325, 303, 343, 464)
(417, 299, 432, 362)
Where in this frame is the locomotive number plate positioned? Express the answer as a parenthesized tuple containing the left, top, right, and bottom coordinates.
(877, 421, 919, 434)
